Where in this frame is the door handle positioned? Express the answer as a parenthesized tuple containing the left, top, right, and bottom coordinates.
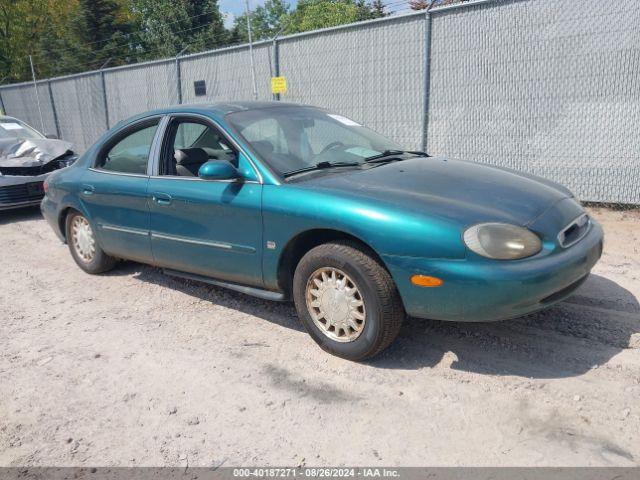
(81, 184, 95, 196)
(152, 192, 172, 206)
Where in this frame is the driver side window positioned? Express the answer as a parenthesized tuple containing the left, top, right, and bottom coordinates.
(161, 119, 238, 177)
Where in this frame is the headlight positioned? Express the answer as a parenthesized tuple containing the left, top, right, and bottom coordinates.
(463, 223, 542, 260)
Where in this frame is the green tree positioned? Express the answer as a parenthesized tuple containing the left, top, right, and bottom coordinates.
(1, 1, 45, 82)
(231, 0, 290, 43)
(370, 0, 386, 18)
(286, 0, 359, 34)
(284, 0, 385, 34)
(355, 0, 386, 21)
(131, 0, 228, 59)
(0, 0, 389, 84)
(36, 1, 82, 77)
(0, 0, 83, 82)
(68, 0, 135, 70)
(183, 0, 229, 51)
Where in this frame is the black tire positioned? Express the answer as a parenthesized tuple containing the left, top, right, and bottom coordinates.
(293, 241, 404, 360)
(65, 211, 116, 274)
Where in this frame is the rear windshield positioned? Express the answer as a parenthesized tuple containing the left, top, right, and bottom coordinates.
(0, 118, 44, 140)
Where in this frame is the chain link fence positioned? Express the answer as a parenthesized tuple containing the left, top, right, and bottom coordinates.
(427, 0, 640, 205)
(0, 0, 638, 204)
(279, 14, 426, 150)
(50, 73, 107, 150)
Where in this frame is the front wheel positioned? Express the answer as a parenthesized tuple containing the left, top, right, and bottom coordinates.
(293, 241, 404, 360)
(65, 211, 116, 274)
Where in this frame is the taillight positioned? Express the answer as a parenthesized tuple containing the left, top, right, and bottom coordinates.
(43, 179, 49, 194)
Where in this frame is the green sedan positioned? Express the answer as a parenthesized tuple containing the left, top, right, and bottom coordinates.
(41, 102, 603, 360)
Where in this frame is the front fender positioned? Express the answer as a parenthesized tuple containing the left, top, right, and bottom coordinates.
(261, 184, 465, 290)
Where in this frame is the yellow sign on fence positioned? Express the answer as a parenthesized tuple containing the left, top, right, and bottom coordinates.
(271, 76, 287, 95)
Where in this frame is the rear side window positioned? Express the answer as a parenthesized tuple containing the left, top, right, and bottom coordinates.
(97, 122, 159, 174)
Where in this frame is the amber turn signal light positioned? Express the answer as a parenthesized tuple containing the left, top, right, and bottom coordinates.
(411, 275, 444, 287)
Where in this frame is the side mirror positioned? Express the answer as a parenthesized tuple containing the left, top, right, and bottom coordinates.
(198, 160, 240, 181)
(45, 134, 58, 140)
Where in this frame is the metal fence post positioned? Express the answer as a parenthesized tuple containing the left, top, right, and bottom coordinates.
(100, 70, 110, 130)
(0, 88, 5, 115)
(273, 37, 281, 101)
(421, 10, 433, 153)
(99, 58, 112, 130)
(47, 80, 61, 138)
(175, 46, 189, 105)
(29, 55, 46, 132)
(245, 0, 259, 101)
(176, 56, 183, 105)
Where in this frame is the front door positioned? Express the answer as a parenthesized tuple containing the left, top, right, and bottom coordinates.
(80, 118, 161, 263)
(148, 116, 263, 287)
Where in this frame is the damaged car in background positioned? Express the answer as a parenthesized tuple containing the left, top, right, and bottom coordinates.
(0, 116, 77, 210)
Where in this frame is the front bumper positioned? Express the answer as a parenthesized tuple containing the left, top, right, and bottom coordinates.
(384, 220, 604, 322)
(0, 173, 49, 211)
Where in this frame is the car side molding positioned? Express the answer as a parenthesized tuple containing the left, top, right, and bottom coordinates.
(162, 268, 288, 302)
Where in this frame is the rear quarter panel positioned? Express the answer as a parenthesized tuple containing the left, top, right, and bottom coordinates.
(41, 160, 93, 241)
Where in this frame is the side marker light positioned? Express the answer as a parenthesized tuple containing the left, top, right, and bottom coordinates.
(411, 275, 443, 287)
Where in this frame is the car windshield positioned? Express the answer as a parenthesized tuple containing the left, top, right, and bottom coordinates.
(0, 118, 44, 140)
(226, 106, 404, 177)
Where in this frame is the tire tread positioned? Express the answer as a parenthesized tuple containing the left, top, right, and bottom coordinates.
(294, 240, 404, 360)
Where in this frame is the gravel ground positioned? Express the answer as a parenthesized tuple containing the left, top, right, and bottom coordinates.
(0, 206, 638, 467)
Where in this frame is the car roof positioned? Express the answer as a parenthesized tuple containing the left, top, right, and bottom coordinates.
(120, 101, 318, 127)
(194, 101, 309, 115)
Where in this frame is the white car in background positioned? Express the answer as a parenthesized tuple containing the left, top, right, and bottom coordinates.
(0, 116, 76, 211)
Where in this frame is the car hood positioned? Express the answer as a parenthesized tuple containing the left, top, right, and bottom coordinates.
(298, 157, 573, 227)
(0, 138, 74, 168)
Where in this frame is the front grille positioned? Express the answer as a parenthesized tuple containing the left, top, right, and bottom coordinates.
(0, 161, 60, 177)
(558, 214, 590, 248)
(0, 182, 45, 204)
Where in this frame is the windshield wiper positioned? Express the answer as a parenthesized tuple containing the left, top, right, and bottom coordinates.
(283, 161, 361, 178)
(364, 150, 429, 163)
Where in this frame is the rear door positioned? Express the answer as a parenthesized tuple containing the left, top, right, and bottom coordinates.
(147, 114, 264, 287)
(80, 117, 163, 263)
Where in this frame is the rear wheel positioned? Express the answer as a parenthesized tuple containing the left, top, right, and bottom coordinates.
(293, 241, 404, 360)
(65, 211, 116, 274)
